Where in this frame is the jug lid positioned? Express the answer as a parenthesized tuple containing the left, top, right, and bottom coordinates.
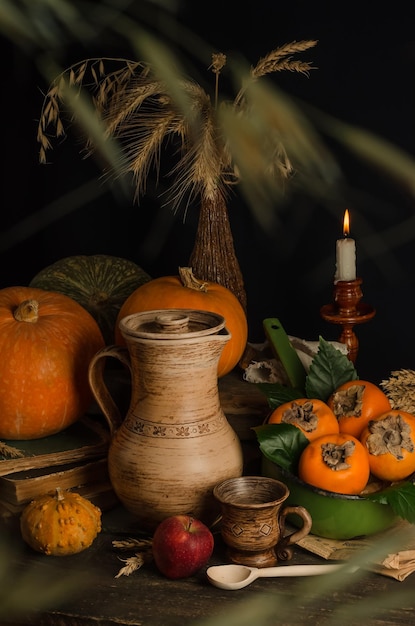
(119, 308, 228, 340)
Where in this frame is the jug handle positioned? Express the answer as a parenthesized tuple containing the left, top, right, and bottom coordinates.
(88, 345, 131, 435)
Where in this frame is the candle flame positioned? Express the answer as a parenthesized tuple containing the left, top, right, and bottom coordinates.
(343, 209, 350, 237)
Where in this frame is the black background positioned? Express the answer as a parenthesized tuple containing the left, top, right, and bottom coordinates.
(2, 1, 415, 383)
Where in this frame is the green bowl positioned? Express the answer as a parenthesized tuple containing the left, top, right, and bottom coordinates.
(262, 456, 399, 540)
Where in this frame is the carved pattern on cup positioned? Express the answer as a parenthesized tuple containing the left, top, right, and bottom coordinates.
(230, 522, 273, 537)
(230, 524, 244, 536)
(259, 523, 272, 536)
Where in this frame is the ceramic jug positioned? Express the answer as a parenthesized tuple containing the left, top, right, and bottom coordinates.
(88, 308, 243, 531)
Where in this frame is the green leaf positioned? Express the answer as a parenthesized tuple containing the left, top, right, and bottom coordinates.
(253, 423, 308, 473)
(305, 336, 358, 401)
(256, 383, 303, 409)
(366, 481, 415, 524)
(255, 337, 358, 408)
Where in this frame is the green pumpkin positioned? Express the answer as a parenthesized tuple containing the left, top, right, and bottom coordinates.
(30, 255, 151, 343)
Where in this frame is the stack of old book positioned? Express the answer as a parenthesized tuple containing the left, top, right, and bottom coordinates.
(0, 416, 118, 519)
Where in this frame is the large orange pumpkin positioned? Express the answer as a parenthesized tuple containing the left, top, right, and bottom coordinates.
(0, 286, 105, 440)
(115, 267, 248, 377)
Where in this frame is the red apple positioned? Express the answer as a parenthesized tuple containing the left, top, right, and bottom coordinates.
(152, 515, 214, 579)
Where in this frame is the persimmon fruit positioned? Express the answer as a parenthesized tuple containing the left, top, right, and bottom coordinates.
(268, 398, 339, 442)
(360, 410, 415, 482)
(327, 380, 391, 438)
(298, 432, 370, 495)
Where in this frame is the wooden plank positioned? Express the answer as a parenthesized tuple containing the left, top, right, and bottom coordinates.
(4, 509, 415, 626)
(218, 369, 269, 441)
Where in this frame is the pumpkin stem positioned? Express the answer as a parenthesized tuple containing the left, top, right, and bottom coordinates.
(14, 299, 39, 323)
(178, 267, 209, 293)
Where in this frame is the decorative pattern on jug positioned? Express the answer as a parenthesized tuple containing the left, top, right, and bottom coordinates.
(126, 417, 223, 438)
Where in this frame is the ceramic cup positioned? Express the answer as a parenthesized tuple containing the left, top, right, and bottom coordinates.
(213, 476, 312, 567)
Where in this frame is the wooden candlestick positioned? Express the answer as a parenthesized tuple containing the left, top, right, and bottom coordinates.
(320, 278, 375, 364)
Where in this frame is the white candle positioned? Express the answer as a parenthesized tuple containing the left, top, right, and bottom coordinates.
(335, 210, 356, 282)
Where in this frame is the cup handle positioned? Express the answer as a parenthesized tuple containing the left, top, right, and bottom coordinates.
(275, 505, 313, 562)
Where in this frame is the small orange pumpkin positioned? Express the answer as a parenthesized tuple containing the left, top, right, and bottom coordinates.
(0, 286, 105, 440)
(20, 489, 102, 556)
(115, 267, 248, 378)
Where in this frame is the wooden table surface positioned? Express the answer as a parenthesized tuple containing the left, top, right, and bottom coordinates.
(3, 371, 415, 625)
(3, 503, 415, 626)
